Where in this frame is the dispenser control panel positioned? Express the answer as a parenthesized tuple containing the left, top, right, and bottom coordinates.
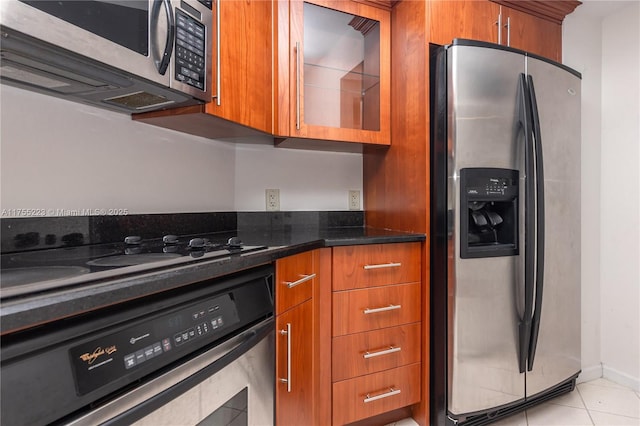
(460, 168, 519, 258)
(465, 174, 519, 199)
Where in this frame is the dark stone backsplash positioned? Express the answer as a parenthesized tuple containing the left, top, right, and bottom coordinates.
(1, 211, 364, 253)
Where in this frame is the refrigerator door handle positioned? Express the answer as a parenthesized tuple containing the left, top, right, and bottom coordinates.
(517, 73, 535, 374)
(527, 75, 546, 371)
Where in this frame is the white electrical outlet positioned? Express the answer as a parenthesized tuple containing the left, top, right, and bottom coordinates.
(266, 189, 280, 211)
(349, 190, 361, 210)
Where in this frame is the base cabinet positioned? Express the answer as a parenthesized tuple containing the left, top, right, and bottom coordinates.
(274, 249, 330, 426)
(276, 299, 314, 426)
(274, 243, 422, 425)
(331, 242, 422, 425)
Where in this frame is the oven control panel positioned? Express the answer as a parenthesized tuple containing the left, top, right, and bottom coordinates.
(69, 293, 240, 396)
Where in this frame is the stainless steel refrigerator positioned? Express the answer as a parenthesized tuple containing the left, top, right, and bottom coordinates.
(430, 39, 581, 425)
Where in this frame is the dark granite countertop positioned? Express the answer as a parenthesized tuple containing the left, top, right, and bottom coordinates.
(1, 213, 424, 334)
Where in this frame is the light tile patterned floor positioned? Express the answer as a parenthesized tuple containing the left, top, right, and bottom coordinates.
(386, 379, 640, 426)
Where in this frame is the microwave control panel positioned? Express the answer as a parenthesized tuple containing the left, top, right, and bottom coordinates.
(175, 9, 206, 91)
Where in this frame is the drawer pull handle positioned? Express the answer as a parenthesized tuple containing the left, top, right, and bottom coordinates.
(363, 346, 401, 359)
(364, 304, 401, 315)
(279, 324, 292, 393)
(364, 387, 401, 403)
(363, 262, 402, 270)
(285, 273, 316, 289)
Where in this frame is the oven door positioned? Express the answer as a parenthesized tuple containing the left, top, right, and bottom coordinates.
(67, 318, 275, 426)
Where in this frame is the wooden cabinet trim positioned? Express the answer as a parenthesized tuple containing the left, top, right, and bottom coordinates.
(492, 0, 581, 25)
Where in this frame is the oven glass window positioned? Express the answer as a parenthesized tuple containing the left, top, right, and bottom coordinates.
(198, 388, 248, 426)
(20, 1, 149, 55)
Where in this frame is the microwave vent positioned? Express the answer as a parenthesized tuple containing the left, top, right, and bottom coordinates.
(103, 91, 176, 110)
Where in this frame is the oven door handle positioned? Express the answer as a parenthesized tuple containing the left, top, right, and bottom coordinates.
(67, 318, 274, 426)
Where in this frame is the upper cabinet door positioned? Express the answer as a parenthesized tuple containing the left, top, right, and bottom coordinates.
(276, 0, 391, 145)
(428, 0, 501, 47)
(204, 0, 273, 133)
(500, 5, 561, 62)
(428, 1, 563, 63)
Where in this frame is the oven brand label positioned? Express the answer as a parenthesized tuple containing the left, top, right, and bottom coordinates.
(79, 345, 117, 367)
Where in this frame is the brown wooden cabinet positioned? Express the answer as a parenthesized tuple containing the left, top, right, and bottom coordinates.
(428, 0, 569, 62)
(275, 250, 316, 426)
(274, 249, 332, 426)
(331, 242, 422, 425)
(498, 4, 562, 61)
(206, 0, 273, 133)
(428, 1, 501, 48)
(276, 299, 313, 426)
(133, 0, 273, 139)
(274, 0, 391, 146)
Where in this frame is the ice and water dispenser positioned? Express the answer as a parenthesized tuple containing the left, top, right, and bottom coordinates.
(459, 168, 519, 258)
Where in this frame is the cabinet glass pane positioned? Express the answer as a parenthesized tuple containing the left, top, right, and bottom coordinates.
(303, 3, 380, 131)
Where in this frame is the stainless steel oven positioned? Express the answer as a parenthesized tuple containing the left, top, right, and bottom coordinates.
(0, 266, 275, 426)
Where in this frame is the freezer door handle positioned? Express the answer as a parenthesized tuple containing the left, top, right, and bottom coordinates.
(527, 75, 546, 371)
(518, 73, 535, 374)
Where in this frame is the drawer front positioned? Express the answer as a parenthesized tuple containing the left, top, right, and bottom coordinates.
(332, 242, 421, 291)
(275, 250, 316, 314)
(332, 323, 421, 382)
(332, 363, 421, 425)
(332, 283, 421, 336)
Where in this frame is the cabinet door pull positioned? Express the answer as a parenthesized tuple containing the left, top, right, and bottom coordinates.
(295, 41, 301, 130)
(504, 17, 511, 46)
(279, 324, 291, 392)
(363, 387, 401, 403)
(496, 12, 502, 45)
(285, 273, 316, 289)
(363, 346, 401, 359)
(213, 0, 221, 105)
(363, 262, 401, 270)
(363, 304, 401, 315)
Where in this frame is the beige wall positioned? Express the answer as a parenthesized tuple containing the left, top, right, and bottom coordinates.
(563, 0, 640, 391)
(0, 85, 363, 216)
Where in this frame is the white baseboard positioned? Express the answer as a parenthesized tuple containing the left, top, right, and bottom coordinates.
(603, 364, 640, 392)
(578, 363, 603, 384)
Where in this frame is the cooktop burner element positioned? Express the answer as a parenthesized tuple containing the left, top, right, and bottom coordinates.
(0, 233, 269, 298)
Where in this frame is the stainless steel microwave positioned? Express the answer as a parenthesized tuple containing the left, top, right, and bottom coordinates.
(0, 0, 212, 113)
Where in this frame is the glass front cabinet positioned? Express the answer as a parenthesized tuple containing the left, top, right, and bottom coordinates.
(275, 0, 391, 145)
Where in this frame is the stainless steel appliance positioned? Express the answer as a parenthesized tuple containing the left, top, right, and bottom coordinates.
(0, 265, 275, 426)
(0, 0, 212, 113)
(430, 39, 581, 425)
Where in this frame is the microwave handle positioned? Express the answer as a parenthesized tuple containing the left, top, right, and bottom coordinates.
(153, 0, 175, 75)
